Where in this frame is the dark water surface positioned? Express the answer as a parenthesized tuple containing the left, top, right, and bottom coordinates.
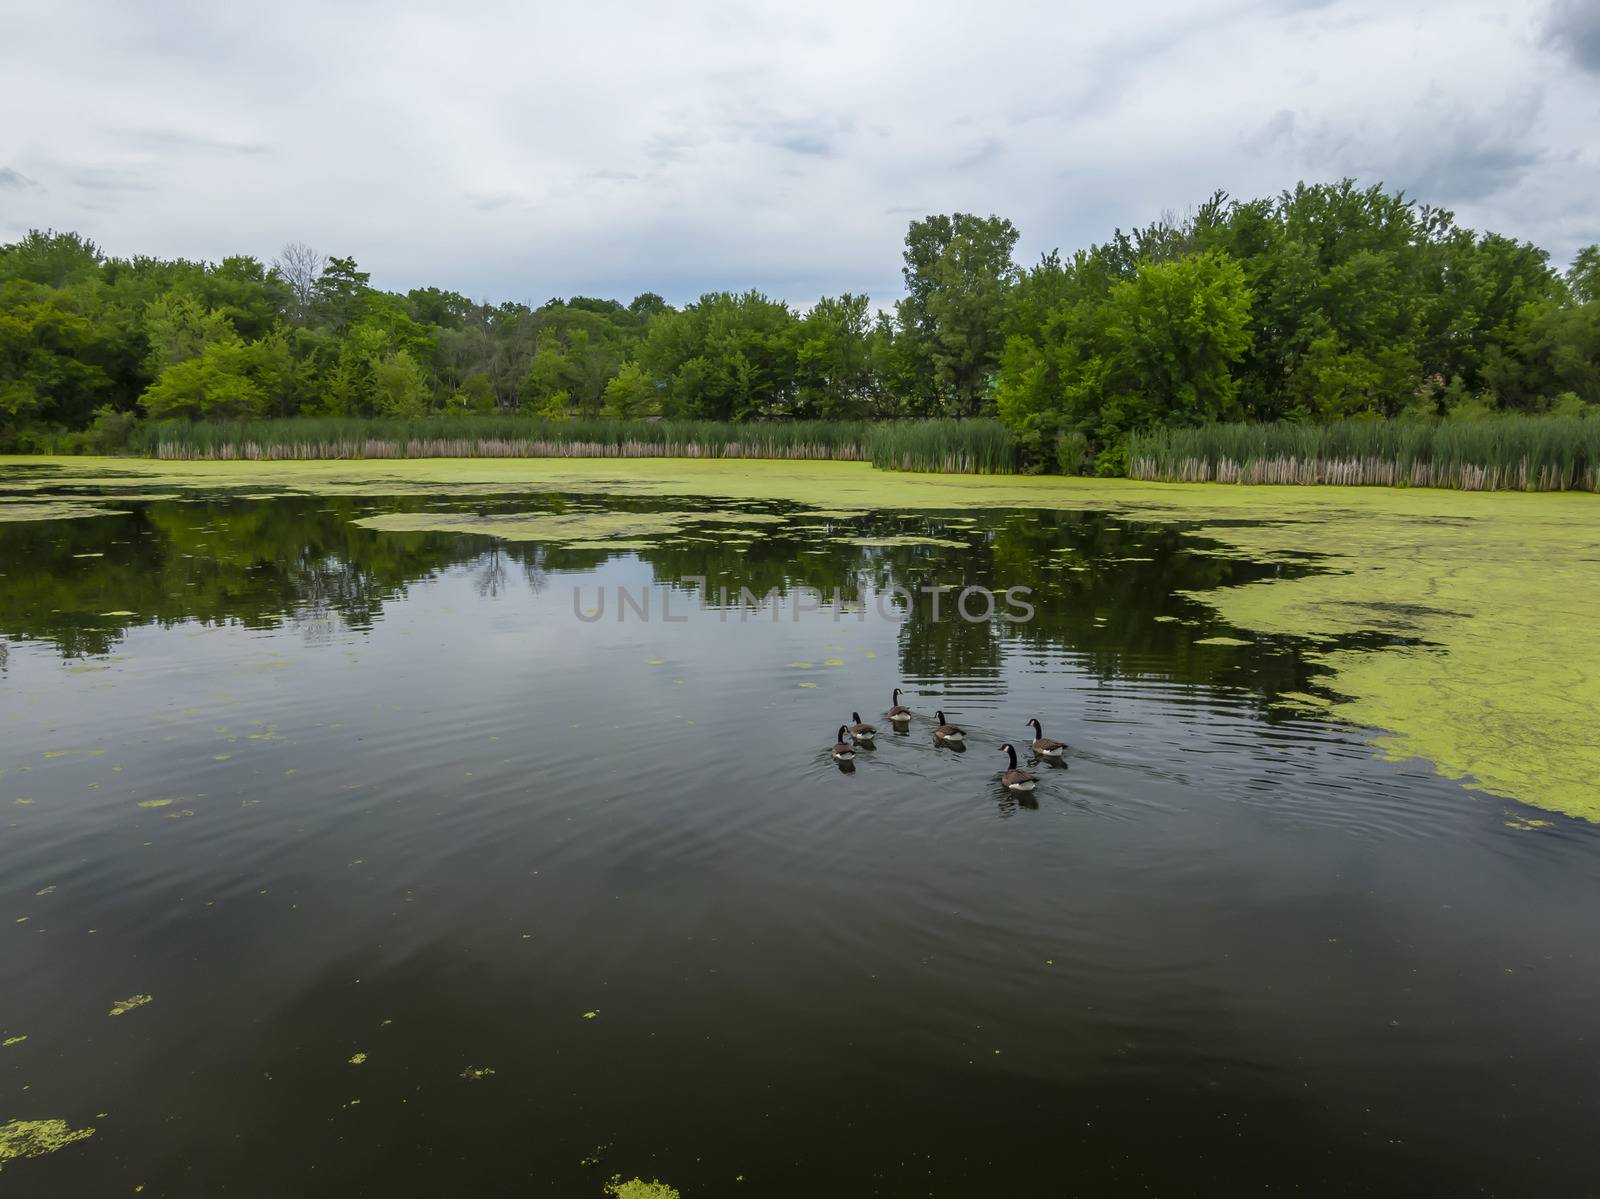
(3, 484, 1598, 1197)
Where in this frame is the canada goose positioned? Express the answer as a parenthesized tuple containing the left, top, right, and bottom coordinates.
(997, 743, 1037, 792)
(849, 712, 877, 742)
(887, 688, 912, 725)
(932, 710, 965, 744)
(831, 725, 856, 762)
(1025, 718, 1066, 758)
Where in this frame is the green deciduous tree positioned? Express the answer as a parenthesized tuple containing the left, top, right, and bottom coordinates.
(448, 373, 498, 415)
(1569, 246, 1600, 305)
(638, 291, 799, 420)
(796, 293, 875, 418)
(997, 250, 1252, 458)
(524, 347, 579, 408)
(0, 279, 121, 433)
(0, 230, 103, 288)
(314, 255, 372, 333)
(141, 338, 267, 420)
(1105, 250, 1254, 425)
(602, 361, 656, 420)
(896, 213, 1020, 416)
(371, 349, 431, 417)
(532, 389, 572, 421)
(142, 291, 237, 374)
(323, 321, 389, 416)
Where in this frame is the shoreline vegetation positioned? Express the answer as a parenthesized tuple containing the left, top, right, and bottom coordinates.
(22, 411, 1597, 492)
(4, 178, 1597, 488)
(1128, 415, 1600, 491)
(127, 415, 1021, 474)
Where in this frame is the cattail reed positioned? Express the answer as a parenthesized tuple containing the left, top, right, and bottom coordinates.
(1128, 417, 1600, 492)
(136, 416, 1021, 474)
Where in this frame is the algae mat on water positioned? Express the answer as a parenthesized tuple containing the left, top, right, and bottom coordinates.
(6, 456, 1600, 823)
(0, 1119, 96, 1172)
(350, 508, 786, 542)
(0, 500, 127, 523)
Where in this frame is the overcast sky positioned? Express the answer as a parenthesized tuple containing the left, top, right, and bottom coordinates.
(3, 0, 1597, 308)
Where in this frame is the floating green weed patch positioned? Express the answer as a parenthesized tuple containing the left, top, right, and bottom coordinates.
(841, 535, 969, 549)
(353, 510, 681, 541)
(0, 501, 126, 524)
(605, 1176, 681, 1199)
(0, 1119, 96, 1172)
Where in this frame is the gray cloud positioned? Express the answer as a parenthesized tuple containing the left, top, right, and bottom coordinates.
(1545, 0, 1600, 73)
(1399, 137, 1544, 205)
(775, 132, 838, 158)
(118, 126, 270, 156)
(466, 191, 529, 213)
(68, 166, 156, 193)
(0, 0, 1595, 303)
(951, 137, 1005, 172)
(731, 111, 855, 159)
(1237, 89, 1549, 209)
(1241, 110, 1296, 156)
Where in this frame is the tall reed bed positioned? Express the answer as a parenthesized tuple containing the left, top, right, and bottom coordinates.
(1128, 417, 1600, 491)
(865, 419, 1018, 474)
(130, 416, 1020, 474)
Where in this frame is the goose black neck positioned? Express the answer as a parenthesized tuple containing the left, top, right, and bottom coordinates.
(837, 725, 849, 742)
(935, 710, 946, 723)
(852, 712, 862, 724)
(1004, 744, 1018, 769)
(893, 688, 902, 702)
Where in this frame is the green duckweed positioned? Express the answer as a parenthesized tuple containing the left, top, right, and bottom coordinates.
(0, 1119, 96, 1172)
(605, 1177, 681, 1199)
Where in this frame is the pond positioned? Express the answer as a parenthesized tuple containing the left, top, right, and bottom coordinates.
(3, 470, 1599, 1196)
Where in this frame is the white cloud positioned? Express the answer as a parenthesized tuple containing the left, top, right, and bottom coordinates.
(2, 0, 1595, 305)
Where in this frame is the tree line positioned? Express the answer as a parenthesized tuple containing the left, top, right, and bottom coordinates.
(3, 179, 1596, 468)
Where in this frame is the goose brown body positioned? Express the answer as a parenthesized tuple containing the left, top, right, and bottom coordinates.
(932, 710, 965, 743)
(849, 711, 877, 741)
(997, 742, 1037, 791)
(831, 725, 856, 761)
(1025, 718, 1066, 758)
